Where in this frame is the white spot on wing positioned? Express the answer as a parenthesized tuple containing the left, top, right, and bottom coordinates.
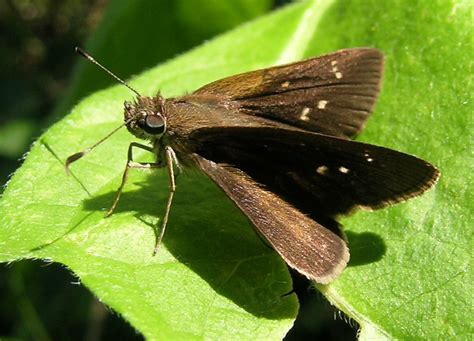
(317, 100, 328, 109)
(316, 165, 328, 175)
(338, 166, 349, 174)
(281, 81, 290, 88)
(331, 62, 343, 79)
(299, 107, 311, 121)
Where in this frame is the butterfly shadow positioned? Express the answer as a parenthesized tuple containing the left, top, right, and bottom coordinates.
(82, 170, 297, 319)
(81, 170, 386, 318)
(345, 231, 386, 267)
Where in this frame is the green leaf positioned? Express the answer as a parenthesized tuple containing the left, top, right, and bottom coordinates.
(311, 1, 472, 340)
(1, 0, 471, 340)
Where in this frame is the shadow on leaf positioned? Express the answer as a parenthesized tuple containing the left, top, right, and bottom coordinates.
(82, 171, 297, 319)
(345, 230, 386, 267)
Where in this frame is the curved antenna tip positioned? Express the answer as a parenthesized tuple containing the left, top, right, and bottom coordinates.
(65, 152, 85, 175)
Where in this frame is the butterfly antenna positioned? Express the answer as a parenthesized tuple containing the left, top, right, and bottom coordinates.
(66, 48, 141, 174)
(75, 47, 141, 97)
(65, 116, 135, 174)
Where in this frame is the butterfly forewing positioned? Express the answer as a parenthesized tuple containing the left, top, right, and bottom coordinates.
(188, 48, 384, 139)
(191, 127, 440, 218)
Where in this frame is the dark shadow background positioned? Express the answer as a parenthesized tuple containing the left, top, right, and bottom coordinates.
(0, 0, 358, 339)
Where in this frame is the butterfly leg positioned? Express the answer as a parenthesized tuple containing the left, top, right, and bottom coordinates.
(105, 142, 160, 217)
(153, 146, 178, 255)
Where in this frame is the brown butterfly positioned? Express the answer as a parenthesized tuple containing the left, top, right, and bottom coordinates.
(67, 47, 439, 284)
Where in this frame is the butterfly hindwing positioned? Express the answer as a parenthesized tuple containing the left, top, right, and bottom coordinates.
(193, 153, 349, 284)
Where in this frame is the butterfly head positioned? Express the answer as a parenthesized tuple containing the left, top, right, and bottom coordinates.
(124, 95, 167, 140)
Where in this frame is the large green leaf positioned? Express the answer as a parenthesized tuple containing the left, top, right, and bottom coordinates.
(0, 0, 471, 339)
(310, 1, 472, 340)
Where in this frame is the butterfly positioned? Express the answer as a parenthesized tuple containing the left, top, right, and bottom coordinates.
(67, 47, 439, 283)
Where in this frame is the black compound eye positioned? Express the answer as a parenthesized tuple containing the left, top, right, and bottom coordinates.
(142, 114, 165, 135)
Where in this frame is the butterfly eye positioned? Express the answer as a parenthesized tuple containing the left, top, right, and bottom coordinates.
(142, 114, 165, 135)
